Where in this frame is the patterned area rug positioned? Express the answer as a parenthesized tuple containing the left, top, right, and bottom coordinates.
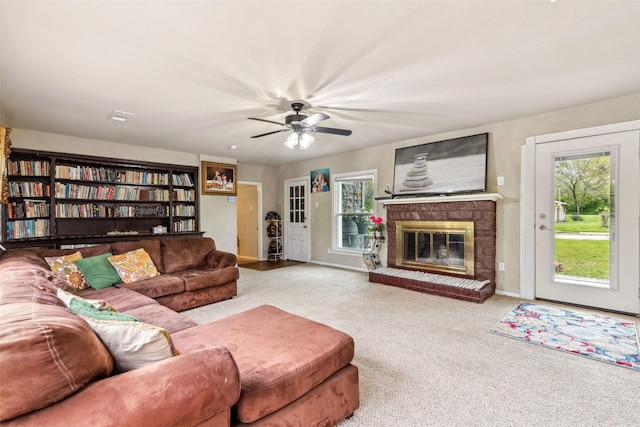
(490, 302, 640, 371)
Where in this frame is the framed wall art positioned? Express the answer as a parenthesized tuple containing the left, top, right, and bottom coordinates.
(310, 168, 330, 193)
(392, 133, 488, 197)
(201, 161, 237, 196)
(1, 126, 11, 204)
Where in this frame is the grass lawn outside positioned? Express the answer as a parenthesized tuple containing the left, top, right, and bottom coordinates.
(554, 214, 610, 280)
(554, 214, 610, 233)
(554, 239, 609, 280)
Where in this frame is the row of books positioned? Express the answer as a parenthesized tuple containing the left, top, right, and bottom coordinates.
(6, 219, 50, 240)
(173, 219, 196, 232)
(6, 200, 50, 219)
(55, 204, 169, 218)
(172, 173, 195, 187)
(172, 189, 195, 202)
(8, 160, 50, 177)
(8, 182, 50, 198)
(55, 165, 170, 185)
(172, 204, 196, 217)
(54, 183, 171, 201)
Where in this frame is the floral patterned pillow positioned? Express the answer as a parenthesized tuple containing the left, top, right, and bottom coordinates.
(108, 248, 160, 284)
(45, 251, 88, 290)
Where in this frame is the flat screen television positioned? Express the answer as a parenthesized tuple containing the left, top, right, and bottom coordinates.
(392, 133, 488, 197)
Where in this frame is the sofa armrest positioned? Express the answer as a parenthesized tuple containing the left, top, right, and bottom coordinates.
(4, 347, 240, 427)
(206, 250, 237, 269)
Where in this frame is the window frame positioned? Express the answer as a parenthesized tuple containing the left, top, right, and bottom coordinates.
(331, 169, 378, 254)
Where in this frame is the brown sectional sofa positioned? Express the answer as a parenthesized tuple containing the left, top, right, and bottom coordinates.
(0, 237, 359, 426)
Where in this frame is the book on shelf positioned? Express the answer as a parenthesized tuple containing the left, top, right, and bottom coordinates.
(8, 160, 50, 176)
(8, 182, 50, 198)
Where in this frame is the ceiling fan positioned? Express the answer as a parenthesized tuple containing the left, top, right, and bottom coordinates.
(248, 102, 352, 149)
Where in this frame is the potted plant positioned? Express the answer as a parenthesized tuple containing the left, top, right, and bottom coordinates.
(368, 216, 386, 239)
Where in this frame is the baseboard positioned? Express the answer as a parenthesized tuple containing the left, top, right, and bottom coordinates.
(309, 260, 367, 273)
(495, 289, 521, 298)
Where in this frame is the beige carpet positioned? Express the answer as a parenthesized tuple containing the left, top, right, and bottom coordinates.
(182, 264, 640, 427)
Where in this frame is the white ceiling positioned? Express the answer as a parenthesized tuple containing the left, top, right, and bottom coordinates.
(1, 1, 639, 166)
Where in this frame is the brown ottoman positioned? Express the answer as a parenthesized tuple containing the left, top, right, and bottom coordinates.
(172, 305, 359, 425)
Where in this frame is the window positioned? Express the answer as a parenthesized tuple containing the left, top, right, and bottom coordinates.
(333, 170, 376, 252)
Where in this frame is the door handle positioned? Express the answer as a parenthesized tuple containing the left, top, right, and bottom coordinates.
(538, 225, 550, 231)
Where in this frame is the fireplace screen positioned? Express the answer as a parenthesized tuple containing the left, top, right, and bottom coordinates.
(397, 221, 474, 275)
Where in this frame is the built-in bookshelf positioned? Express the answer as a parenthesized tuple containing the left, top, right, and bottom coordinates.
(2, 149, 201, 248)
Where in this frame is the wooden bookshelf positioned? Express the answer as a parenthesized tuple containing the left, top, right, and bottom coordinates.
(2, 149, 201, 248)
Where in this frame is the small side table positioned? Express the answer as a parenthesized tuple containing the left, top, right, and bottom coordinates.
(363, 234, 385, 271)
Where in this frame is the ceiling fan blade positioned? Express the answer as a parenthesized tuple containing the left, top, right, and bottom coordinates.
(251, 129, 291, 138)
(248, 117, 286, 126)
(313, 126, 352, 136)
(301, 113, 329, 127)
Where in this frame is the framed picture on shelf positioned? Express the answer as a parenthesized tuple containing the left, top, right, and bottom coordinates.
(201, 161, 237, 196)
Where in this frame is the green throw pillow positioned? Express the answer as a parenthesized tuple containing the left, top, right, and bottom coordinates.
(70, 299, 138, 322)
(74, 253, 123, 289)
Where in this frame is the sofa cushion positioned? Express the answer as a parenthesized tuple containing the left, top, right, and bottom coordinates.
(111, 239, 164, 273)
(0, 301, 114, 421)
(74, 253, 123, 289)
(45, 251, 88, 290)
(171, 305, 355, 423)
(119, 273, 185, 299)
(124, 303, 198, 333)
(175, 266, 240, 292)
(108, 248, 160, 284)
(0, 269, 68, 307)
(161, 237, 215, 273)
(80, 286, 159, 312)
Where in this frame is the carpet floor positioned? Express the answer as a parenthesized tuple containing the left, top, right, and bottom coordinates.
(182, 264, 640, 427)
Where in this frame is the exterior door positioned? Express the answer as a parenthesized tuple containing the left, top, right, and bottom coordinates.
(285, 179, 309, 262)
(534, 130, 639, 314)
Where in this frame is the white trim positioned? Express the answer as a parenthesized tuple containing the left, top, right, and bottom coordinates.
(495, 289, 522, 299)
(331, 169, 378, 252)
(520, 120, 640, 303)
(380, 192, 503, 206)
(310, 260, 369, 273)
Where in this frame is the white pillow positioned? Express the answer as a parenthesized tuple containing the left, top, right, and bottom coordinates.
(81, 317, 179, 372)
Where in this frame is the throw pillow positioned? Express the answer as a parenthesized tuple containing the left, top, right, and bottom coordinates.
(81, 317, 179, 372)
(45, 251, 88, 290)
(74, 253, 123, 290)
(56, 287, 117, 312)
(70, 299, 138, 322)
(108, 248, 160, 284)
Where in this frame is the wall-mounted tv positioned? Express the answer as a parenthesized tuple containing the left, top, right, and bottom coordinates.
(392, 133, 488, 197)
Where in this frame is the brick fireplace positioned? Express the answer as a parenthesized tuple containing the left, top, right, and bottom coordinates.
(370, 194, 500, 302)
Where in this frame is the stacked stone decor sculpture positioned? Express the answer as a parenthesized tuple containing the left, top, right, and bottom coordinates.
(402, 153, 433, 191)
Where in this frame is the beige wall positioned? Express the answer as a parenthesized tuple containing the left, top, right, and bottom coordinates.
(276, 93, 640, 294)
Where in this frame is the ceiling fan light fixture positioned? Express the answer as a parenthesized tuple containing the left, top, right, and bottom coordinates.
(284, 133, 299, 149)
(299, 133, 314, 149)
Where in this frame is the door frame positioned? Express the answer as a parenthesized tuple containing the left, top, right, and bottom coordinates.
(238, 180, 263, 260)
(284, 177, 310, 262)
(520, 119, 640, 301)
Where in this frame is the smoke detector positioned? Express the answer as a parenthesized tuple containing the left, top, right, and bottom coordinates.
(108, 110, 134, 122)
